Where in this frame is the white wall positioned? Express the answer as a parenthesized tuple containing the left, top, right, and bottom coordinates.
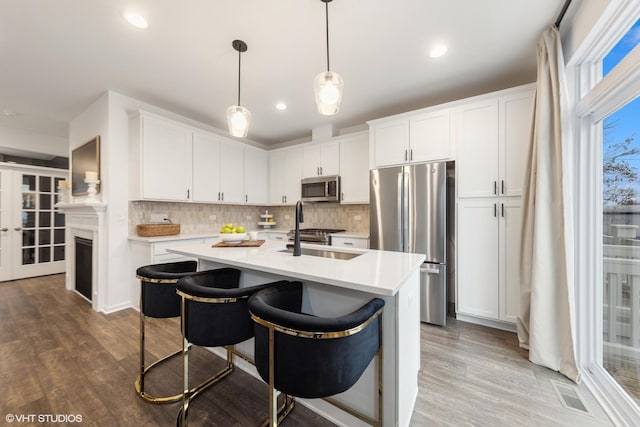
(560, 0, 613, 62)
(0, 125, 68, 157)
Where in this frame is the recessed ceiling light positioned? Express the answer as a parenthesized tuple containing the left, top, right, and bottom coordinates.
(2, 109, 18, 117)
(429, 44, 448, 58)
(275, 102, 287, 111)
(121, 10, 148, 29)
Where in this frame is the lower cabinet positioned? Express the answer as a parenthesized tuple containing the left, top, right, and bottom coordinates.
(457, 197, 521, 324)
(330, 235, 369, 249)
(268, 231, 289, 242)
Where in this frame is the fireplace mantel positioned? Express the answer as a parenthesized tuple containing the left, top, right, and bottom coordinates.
(57, 202, 109, 312)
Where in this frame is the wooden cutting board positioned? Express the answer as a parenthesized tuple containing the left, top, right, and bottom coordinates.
(212, 240, 265, 248)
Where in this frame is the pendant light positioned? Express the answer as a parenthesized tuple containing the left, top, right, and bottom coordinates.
(314, 0, 343, 116)
(227, 40, 251, 137)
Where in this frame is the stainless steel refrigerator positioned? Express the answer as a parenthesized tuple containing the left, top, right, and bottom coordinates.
(370, 161, 454, 326)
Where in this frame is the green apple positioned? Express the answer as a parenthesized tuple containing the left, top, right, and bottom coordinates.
(236, 225, 246, 233)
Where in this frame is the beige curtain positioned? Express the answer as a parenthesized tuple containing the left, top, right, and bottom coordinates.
(518, 26, 580, 382)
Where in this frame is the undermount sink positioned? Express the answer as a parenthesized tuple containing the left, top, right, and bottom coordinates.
(279, 246, 361, 260)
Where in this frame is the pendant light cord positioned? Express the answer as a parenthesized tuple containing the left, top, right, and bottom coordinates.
(325, 0, 330, 72)
(237, 49, 241, 106)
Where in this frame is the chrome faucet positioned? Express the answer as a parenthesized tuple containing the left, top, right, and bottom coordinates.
(293, 200, 304, 256)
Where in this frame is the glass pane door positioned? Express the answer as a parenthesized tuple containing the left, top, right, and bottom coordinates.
(602, 96, 640, 405)
(11, 172, 65, 279)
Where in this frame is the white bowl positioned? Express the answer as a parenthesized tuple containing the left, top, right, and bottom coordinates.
(220, 232, 247, 243)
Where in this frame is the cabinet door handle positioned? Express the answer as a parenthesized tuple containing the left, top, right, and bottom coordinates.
(14, 227, 22, 231)
(410, 149, 413, 161)
(320, 166, 323, 175)
(245, 194, 248, 203)
(218, 192, 221, 201)
(494, 181, 497, 195)
(341, 192, 344, 201)
(1, 227, 8, 232)
(221, 192, 224, 201)
(404, 150, 408, 161)
(501, 180, 505, 195)
(493, 204, 497, 217)
(343, 241, 354, 246)
(501, 203, 505, 217)
(187, 189, 190, 199)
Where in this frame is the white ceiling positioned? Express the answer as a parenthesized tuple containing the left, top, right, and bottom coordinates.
(0, 0, 563, 146)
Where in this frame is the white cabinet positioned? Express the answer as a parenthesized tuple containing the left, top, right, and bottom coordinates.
(133, 111, 264, 205)
(302, 140, 340, 178)
(500, 92, 534, 197)
(371, 119, 409, 167)
(330, 235, 368, 249)
(244, 146, 268, 205)
(457, 90, 533, 198)
(218, 140, 245, 204)
(130, 112, 192, 201)
(269, 146, 302, 205)
(370, 109, 451, 168)
(192, 131, 221, 203)
(191, 132, 244, 204)
(268, 231, 289, 242)
(339, 132, 370, 203)
(409, 109, 451, 162)
(457, 198, 521, 324)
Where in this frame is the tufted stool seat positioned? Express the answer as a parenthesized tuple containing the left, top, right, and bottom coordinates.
(134, 260, 198, 404)
(248, 281, 385, 426)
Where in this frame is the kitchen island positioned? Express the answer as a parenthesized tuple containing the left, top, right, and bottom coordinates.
(168, 240, 424, 427)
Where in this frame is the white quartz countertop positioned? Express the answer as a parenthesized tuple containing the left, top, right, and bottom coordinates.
(167, 240, 424, 296)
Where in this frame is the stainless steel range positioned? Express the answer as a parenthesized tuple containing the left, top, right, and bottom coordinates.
(287, 228, 346, 245)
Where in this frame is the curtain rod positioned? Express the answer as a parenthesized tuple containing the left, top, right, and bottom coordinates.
(554, 0, 573, 28)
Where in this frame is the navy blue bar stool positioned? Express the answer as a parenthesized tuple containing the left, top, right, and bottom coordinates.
(134, 260, 198, 404)
(248, 281, 385, 427)
(176, 270, 287, 426)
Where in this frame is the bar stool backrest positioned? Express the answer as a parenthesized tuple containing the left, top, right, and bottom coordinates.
(136, 260, 198, 318)
(249, 281, 385, 399)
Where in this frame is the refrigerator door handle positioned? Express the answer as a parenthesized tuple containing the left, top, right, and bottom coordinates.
(403, 168, 411, 252)
(420, 266, 440, 274)
(397, 171, 404, 251)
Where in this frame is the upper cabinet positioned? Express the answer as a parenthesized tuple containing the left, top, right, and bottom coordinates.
(301, 140, 340, 178)
(130, 112, 193, 201)
(369, 108, 451, 168)
(244, 146, 268, 205)
(269, 146, 302, 205)
(456, 89, 534, 198)
(339, 132, 369, 204)
(192, 131, 221, 202)
(130, 110, 267, 204)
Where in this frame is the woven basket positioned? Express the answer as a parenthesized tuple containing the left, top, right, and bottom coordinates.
(136, 223, 181, 237)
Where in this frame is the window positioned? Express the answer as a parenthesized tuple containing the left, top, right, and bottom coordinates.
(572, 1, 640, 423)
(603, 19, 640, 76)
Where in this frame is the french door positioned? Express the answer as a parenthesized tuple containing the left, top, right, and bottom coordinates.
(0, 166, 67, 281)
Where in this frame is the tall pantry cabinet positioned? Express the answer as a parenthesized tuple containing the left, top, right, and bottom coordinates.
(456, 86, 534, 326)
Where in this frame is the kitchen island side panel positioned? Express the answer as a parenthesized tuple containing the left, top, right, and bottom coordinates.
(196, 257, 421, 427)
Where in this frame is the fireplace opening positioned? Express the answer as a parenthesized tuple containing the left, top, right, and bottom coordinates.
(74, 236, 93, 301)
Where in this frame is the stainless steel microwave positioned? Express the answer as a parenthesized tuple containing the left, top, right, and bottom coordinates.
(301, 175, 341, 202)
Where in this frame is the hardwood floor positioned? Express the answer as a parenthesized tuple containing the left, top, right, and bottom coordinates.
(0, 275, 614, 426)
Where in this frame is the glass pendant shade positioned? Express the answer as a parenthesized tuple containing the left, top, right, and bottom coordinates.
(227, 105, 251, 138)
(314, 70, 343, 115)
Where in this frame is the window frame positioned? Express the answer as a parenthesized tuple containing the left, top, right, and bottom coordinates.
(569, 0, 640, 424)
